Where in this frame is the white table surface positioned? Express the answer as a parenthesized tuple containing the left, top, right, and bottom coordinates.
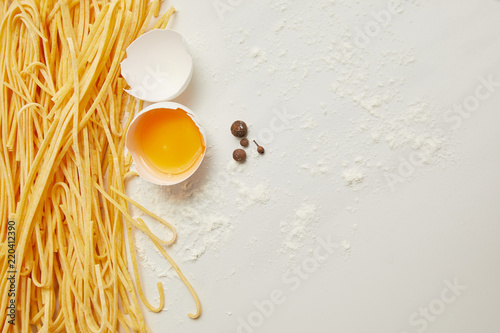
(125, 1, 500, 332)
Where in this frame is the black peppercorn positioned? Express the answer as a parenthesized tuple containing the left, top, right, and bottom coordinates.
(253, 140, 265, 154)
(233, 149, 246, 162)
(240, 138, 249, 147)
(231, 120, 247, 138)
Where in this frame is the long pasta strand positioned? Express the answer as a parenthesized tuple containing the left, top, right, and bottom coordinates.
(0, 1, 199, 332)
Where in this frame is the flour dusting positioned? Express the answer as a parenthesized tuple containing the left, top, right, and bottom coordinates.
(279, 203, 320, 263)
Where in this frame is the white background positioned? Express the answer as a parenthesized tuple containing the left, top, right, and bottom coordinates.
(126, 1, 500, 332)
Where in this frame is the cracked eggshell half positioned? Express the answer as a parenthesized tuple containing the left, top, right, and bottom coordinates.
(120, 29, 193, 102)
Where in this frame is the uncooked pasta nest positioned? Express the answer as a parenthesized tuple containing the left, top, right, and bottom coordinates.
(0, 1, 200, 332)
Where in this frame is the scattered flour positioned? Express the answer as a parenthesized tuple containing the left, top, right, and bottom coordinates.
(234, 181, 272, 210)
(341, 240, 351, 251)
(128, 158, 274, 278)
(127, 175, 235, 277)
(343, 167, 366, 186)
(298, 160, 331, 177)
(246, 237, 258, 249)
(279, 203, 320, 263)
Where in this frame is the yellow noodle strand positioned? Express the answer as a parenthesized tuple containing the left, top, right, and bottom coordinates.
(0, 1, 201, 332)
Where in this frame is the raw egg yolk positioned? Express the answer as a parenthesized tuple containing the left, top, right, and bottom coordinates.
(135, 108, 205, 175)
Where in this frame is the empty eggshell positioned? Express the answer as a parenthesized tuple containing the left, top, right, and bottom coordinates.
(120, 29, 193, 102)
